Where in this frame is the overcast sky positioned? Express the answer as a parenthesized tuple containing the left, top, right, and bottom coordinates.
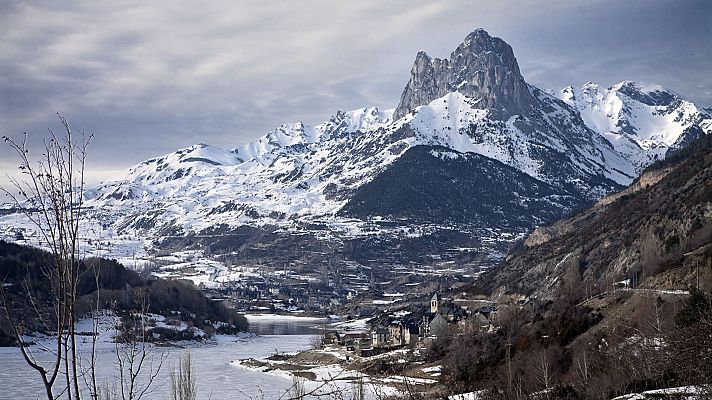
(1, 0, 711, 184)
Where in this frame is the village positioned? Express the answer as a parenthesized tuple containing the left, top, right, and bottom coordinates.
(318, 292, 501, 358)
(232, 290, 510, 398)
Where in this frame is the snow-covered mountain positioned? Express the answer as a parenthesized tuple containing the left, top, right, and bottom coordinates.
(560, 81, 712, 173)
(72, 29, 712, 248)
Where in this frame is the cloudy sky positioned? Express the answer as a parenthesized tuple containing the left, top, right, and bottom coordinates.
(1, 0, 711, 184)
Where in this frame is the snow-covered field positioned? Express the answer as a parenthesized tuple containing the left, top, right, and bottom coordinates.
(231, 358, 400, 400)
(330, 317, 371, 333)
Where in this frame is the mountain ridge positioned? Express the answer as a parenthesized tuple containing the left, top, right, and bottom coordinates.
(5, 28, 711, 265)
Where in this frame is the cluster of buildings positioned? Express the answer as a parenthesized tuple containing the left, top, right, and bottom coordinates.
(322, 292, 499, 357)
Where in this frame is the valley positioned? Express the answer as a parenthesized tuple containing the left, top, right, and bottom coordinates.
(1, 24, 711, 400)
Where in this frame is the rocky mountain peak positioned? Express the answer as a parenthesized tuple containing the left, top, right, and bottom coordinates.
(414, 50, 431, 61)
(394, 28, 533, 120)
(63, 30, 711, 266)
(454, 28, 516, 66)
(612, 81, 678, 107)
(560, 86, 576, 102)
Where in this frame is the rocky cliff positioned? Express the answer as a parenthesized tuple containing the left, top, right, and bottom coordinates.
(394, 29, 533, 120)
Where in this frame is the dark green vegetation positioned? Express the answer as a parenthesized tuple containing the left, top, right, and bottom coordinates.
(340, 145, 587, 228)
(0, 241, 247, 346)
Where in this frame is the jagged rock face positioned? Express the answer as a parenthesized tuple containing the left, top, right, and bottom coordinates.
(394, 29, 533, 120)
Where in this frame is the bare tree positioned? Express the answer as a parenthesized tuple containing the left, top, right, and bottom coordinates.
(170, 351, 197, 400)
(289, 376, 306, 400)
(351, 375, 364, 400)
(534, 348, 553, 399)
(667, 289, 712, 395)
(111, 294, 166, 400)
(572, 347, 591, 392)
(97, 381, 119, 400)
(310, 325, 326, 350)
(79, 261, 104, 399)
(1, 114, 92, 400)
(2, 116, 164, 400)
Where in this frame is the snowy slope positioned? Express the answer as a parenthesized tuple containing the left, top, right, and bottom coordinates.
(397, 88, 635, 188)
(232, 107, 394, 162)
(85, 88, 621, 238)
(86, 106, 406, 236)
(6, 29, 712, 253)
(84, 84, 709, 239)
(560, 81, 712, 173)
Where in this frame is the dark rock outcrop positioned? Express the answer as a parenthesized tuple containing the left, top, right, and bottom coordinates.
(394, 29, 534, 120)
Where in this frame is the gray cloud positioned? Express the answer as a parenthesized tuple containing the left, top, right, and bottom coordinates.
(1, 0, 710, 185)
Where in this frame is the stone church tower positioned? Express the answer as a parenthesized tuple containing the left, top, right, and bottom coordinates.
(430, 292, 440, 314)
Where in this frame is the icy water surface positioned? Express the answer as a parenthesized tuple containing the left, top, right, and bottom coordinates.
(0, 315, 325, 399)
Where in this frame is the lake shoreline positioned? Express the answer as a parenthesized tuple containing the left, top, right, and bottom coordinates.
(0, 314, 323, 399)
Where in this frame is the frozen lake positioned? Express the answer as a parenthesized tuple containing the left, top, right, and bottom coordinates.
(0, 315, 326, 399)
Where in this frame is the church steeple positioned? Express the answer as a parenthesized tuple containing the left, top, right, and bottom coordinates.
(430, 292, 440, 314)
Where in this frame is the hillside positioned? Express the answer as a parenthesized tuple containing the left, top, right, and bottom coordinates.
(0, 241, 248, 346)
(419, 135, 712, 399)
(340, 145, 584, 227)
(476, 134, 712, 300)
